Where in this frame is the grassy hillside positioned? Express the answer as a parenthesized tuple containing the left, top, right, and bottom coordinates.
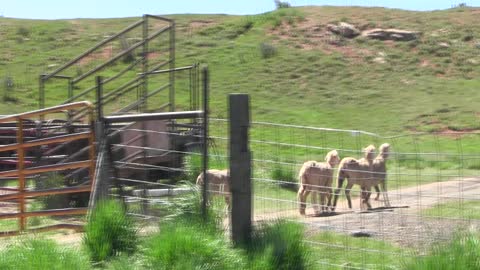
(0, 6, 480, 135)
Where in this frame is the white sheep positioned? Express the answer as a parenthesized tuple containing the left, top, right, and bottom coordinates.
(372, 143, 391, 207)
(331, 145, 376, 211)
(196, 169, 230, 208)
(297, 150, 340, 215)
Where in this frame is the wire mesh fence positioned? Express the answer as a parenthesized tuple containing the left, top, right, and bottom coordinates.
(208, 117, 480, 269)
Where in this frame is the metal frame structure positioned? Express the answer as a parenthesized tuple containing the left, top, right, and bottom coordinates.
(0, 102, 95, 236)
(38, 15, 188, 117)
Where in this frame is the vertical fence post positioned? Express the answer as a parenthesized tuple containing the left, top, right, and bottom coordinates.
(89, 76, 108, 210)
(39, 75, 45, 110)
(96, 76, 103, 120)
(16, 117, 26, 231)
(201, 66, 209, 220)
(229, 94, 251, 246)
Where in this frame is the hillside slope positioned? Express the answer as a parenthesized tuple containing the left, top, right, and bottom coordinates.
(0, 6, 479, 134)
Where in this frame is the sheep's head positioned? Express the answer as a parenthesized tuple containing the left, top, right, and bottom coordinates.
(379, 143, 390, 159)
(363, 145, 376, 162)
(325, 150, 340, 167)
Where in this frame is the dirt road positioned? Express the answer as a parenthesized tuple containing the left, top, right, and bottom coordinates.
(255, 177, 480, 248)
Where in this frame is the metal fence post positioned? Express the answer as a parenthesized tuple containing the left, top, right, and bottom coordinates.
(201, 66, 209, 220)
(229, 94, 251, 246)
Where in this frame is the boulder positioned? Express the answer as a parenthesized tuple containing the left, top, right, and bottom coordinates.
(327, 22, 360, 38)
(362, 28, 419, 41)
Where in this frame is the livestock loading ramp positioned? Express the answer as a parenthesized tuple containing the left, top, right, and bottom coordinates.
(36, 14, 204, 186)
(0, 15, 206, 234)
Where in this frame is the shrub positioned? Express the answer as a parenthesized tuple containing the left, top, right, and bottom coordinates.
(38, 172, 69, 209)
(247, 220, 311, 270)
(260, 42, 277, 59)
(0, 238, 89, 270)
(270, 163, 297, 191)
(275, 0, 291, 9)
(16, 26, 30, 37)
(2, 76, 17, 103)
(83, 200, 137, 262)
(144, 223, 246, 270)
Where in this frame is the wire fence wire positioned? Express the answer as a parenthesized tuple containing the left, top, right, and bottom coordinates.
(95, 116, 480, 269)
(104, 117, 232, 230)
(98, 112, 480, 268)
(208, 118, 480, 269)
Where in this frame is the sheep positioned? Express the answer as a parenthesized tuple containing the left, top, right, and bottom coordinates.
(196, 169, 231, 208)
(372, 143, 391, 207)
(331, 145, 376, 211)
(297, 150, 340, 215)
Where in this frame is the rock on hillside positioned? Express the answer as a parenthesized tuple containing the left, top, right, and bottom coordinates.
(362, 28, 419, 41)
(326, 22, 360, 38)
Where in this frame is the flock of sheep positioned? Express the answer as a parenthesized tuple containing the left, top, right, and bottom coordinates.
(196, 143, 391, 215)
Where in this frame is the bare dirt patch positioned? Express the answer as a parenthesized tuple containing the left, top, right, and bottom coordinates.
(189, 20, 214, 30)
(78, 45, 114, 66)
(268, 20, 373, 62)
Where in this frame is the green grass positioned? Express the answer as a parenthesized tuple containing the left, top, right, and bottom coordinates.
(422, 199, 480, 219)
(309, 231, 407, 269)
(402, 232, 480, 270)
(0, 238, 90, 270)
(1, 7, 479, 173)
(144, 222, 246, 270)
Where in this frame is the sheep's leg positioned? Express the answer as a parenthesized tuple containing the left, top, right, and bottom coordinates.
(381, 181, 391, 207)
(365, 187, 373, 210)
(359, 186, 373, 210)
(297, 186, 309, 215)
(311, 189, 320, 215)
(359, 187, 368, 210)
(331, 177, 345, 212)
(326, 187, 333, 210)
(374, 185, 381, 200)
(345, 182, 354, 209)
(319, 188, 325, 212)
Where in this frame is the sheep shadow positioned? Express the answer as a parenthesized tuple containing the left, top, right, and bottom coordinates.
(357, 205, 410, 214)
(306, 211, 345, 218)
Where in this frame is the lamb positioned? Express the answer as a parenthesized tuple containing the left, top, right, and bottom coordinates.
(196, 169, 230, 208)
(297, 150, 340, 215)
(372, 143, 391, 207)
(331, 145, 376, 211)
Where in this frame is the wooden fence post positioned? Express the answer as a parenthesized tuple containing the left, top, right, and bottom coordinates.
(229, 94, 252, 246)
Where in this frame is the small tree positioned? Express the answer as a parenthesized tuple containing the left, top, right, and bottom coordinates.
(274, 0, 291, 9)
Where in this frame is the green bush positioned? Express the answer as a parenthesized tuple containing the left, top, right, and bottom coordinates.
(16, 26, 30, 37)
(144, 223, 246, 270)
(0, 238, 89, 270)
(83, 200, 137, 262)
(275, 0, 291, 9)
(270, 163, 297, 191)
(247, 220, 311, 270)
(260, 42, 277, 59)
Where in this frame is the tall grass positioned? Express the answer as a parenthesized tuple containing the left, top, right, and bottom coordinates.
(163, 184, 222, 234)
(144, 223, 246, 270)
(403, 232, 480, 270)
(247, 220, 312, 270)
(0, 238, 89, 270)
(83, 199, 137, 262)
